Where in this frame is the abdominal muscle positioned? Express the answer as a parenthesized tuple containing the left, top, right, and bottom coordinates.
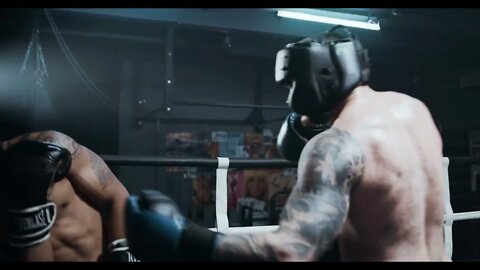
(48, 179, 104, 262)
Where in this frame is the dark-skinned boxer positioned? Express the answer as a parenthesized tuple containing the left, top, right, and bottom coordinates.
(0, 131, 137, 261)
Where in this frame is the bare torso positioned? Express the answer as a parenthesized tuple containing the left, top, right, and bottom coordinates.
(332, 87, 445, 261)
(0, 178, 104, 261)
(48, 178, 104, 261)
(0, 130, 127, 262)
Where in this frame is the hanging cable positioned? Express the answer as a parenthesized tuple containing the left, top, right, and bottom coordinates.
(44, 9, 118, 110)
(20, 29, 49, 88)
(20, 30, 35, 75)
(43, 8, 119, 111)
(44, 10, 107, 100)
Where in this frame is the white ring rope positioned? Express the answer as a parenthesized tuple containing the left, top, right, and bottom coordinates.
(450, 211, 480, 222)
(443, 157, 454, 260)
(215, 157, 230, 233)
(208, 156, 480, 260)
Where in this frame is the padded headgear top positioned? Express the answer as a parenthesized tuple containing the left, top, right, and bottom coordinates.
(275, 25, 370, 122)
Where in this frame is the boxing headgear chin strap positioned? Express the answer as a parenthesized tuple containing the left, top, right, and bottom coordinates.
(275, 25, 370, 123)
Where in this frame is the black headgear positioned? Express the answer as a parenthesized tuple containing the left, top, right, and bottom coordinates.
(275, 25, 370, 123)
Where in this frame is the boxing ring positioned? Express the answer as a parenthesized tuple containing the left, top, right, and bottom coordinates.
(101, 155, 480, 260)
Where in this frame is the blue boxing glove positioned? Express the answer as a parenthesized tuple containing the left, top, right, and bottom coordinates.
(125, 190, 220, 261)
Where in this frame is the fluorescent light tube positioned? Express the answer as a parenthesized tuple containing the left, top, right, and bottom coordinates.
(277, 10, 380, 31)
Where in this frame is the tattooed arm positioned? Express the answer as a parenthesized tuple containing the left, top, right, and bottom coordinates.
(214, 128, 365, 261)
(4, 131, 129, 246)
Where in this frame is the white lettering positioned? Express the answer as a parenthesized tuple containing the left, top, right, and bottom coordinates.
(13, 210, 49, 233)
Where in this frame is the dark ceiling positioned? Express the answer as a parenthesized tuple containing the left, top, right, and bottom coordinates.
(2, 8, 480, 136)
(2, 8, 480, 77)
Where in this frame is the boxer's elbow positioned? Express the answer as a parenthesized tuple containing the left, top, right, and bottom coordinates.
(102, 184, 129, 211)
(78, 178, 129, 214)
(271, 222, 344, 261)
(214, 230, 319, 261)
(252, 230, 319, 261)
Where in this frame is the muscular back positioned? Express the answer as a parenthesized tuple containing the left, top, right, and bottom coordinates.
(334, 87, 445, 261)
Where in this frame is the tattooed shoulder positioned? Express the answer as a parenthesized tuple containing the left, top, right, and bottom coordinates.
(277, 128, 365, 258)
(214, 128, 366, 261)
(34, 130, 82, 160)
(302, 127, 365, 190)
(87, 149, 114, 188)
(34, 130, 63, 144)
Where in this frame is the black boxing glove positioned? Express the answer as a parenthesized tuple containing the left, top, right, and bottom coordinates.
(100, 239, 139, 262)
(2, 140, 72, 248)
(276, 112, 328, 161)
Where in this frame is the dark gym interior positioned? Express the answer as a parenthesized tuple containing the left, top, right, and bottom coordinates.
(1, 8, 480, 261)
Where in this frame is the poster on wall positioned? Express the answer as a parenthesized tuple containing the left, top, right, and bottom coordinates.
(233, 169, 296, 226)
(193, 133, 219, 158)
(227, 132, 247, 158)
(263, 128, 281, 159)
(192, 170, 215, 207)
(244, 132, 264, 158)
(212, 131, 228, 157)
(165, 132, 196, 172)
(190, 169, 216, 225)
(166, 132, 219, 171)
(227, 169, 245, 209)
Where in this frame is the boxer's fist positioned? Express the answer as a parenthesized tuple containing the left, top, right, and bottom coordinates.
(125, 190, 218, 261)
(2, 141, 72, 247)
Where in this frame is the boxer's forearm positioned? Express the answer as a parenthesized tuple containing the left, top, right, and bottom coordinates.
(213, 234, 266, 261)
(213, 232, 281, 261)
(104, 197, 128, 243)
(212, 191, 345, 262)
(214, 128, 364, 262)
(212, 186, 349, 261)
(213, 230, 316, 261)
(102, 195, 140, 262)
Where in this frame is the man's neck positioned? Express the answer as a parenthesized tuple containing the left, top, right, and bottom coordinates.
(327, 85, 372, 125)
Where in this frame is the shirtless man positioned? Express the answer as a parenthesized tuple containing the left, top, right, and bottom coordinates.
(123, 26, 447, 261)
(0, 130, 137, 261)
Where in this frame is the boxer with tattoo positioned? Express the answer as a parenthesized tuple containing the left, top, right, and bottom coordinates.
(0, 130, 137, 261)
(124, 26, 447, 261)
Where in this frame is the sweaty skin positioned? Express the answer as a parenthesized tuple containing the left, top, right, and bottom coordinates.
(213, 86, 447, 261)
(0, 131, 129, 261)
